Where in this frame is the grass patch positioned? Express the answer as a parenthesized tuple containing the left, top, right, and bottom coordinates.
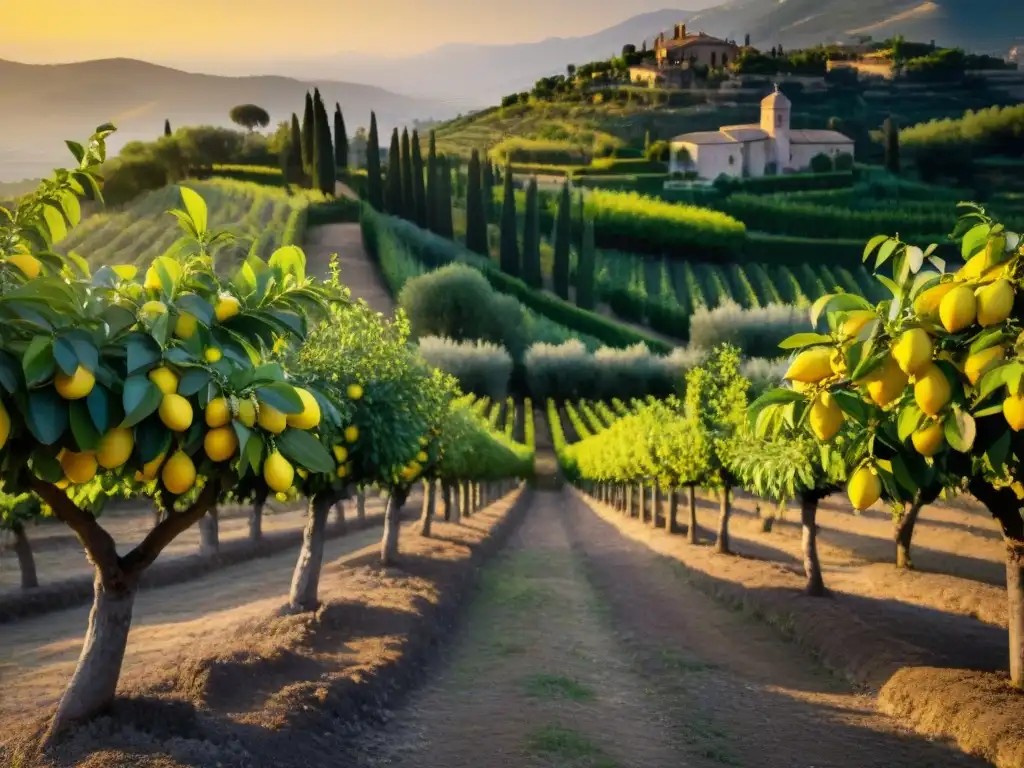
(526, 724, 618, 766)
(524, 674, 596, 702)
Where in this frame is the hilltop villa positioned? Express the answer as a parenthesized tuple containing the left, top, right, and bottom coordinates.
(668, 86, 854, 180)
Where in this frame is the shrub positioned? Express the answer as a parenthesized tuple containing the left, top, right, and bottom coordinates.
(834, 152, 854, 172)
(713, 171, 854, 195)
(490, 137, 589, 166)
(417, 336, 513, 399)
(740, 357, 789, 397)
(688, 301, 812, 358)
(306, 196, 360, 225)
(212, 164, 283, 186)
(809, 153, 834, 174)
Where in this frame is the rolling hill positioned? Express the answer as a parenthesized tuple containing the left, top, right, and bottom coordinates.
(0, 58, 459, 182)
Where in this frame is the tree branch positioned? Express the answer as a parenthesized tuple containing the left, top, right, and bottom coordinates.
(121, 480, 221, 576)
(29, 476, 120, 574)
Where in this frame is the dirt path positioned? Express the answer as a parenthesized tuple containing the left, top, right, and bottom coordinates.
(0, 501, 392, 718)
(345, 490, 985, 768)
(303, 223, 394, 316)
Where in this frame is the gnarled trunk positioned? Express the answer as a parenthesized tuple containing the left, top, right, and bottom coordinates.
(800, 495, 826, 596)
(715, 485, 731, 554)
(686, 486, 699, 544)
(419, 479, 437, 537)
(356, 488, 366, 523)
(11, 520, 38, 589)
(198, 508, 219, 556)
(46, 571, 137, 740)
(381, 488, 408, 566)
(288, 494, 334, 612)
(894, 498, 923, 569)
(667, 489, 678, 534)
(248, 489, 267, 542)
(334, 498, 347, 532)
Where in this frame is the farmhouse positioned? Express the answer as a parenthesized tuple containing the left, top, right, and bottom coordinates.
(655, 24, 738, 69)
(628, 63, 694, 89)
(668, 86, 854, 179)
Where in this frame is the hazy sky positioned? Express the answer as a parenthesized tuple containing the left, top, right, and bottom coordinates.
(3, 0, 710, 61)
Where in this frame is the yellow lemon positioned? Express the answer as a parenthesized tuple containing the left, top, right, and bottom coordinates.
(286, 388, 321, 430)
(337, 464, 348, 478)
(257, 403, 287, 434)
(839, 310, 876, 339)
(0, 401, 9, 452)
(8, 253, 42, 279)
(861, 356, 908, 408)
(1004, 394, 1024, 431)
(203, 426, 238, 462)
(54, 366, 95, 400)
(975, 279, 1015, 327)
(237, 398, 256, 427)
(149, 366, 179, 395)
(140, 300, 168, 317)
(97, 427, 134, 469)
(162, 450, 196, 494)
(956, 241, 1001, 282)
(56, 478, 70, 490)
(829, 348, 848, 376)
(914, 364, 952, 417)
(792, 380, 813, 393)
(159, 393, 194, 432)
(144, 261, 181, 292)
(136, 451, 166, 482)
(347, 383, 364, 400)
(214, 294, 241, 322)
(333, 445, 348, 463)
(417, 451, 429, 463)
(174, 312, 198, 339)
(345, 425, 359, 443)
(204, 347, 222, 363)
(848, 466, 882, 511)
(419, 436, 428, 446)
(61, 451, 98, 485)
(914, 282, 958, 319)
(964, 345, 1006, 386)
(912, 420, 945, 457)
(784, 347, 834, 383)
(892, 329, 933, 376)
(205, 397, 231, 428)
(263, 451, 294, 492)
(939, 284, 977, 333)
(809, 392, 844, 441)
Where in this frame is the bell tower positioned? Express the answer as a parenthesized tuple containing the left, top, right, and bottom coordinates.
(760, 84, 791, 170)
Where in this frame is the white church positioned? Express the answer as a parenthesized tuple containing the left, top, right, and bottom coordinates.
(668, 86, 854, 180)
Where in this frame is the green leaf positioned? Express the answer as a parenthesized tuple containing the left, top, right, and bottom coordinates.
(179, 186, 208, 236)
(244, 431, 264, 474)
(87, 385, 118, 434)
(276, 429, 334, 474)
(891, 454, 917, 495)
(126, 333, 162, 374)
(232, 421, 254, 461)
(973, 403, 1005, 418)
(833, 390, 870, 424)
(121, 376, 163, 428)
(944, 407, 977, 453)
(897, 405, 927, 442)
(25, 389, 68, 445)
(851, 349, 888, 382)
(65, 140, 86, 164)
(52, 336, 79, 377)
(863, 234, 888, 263)
(905, 245, 925, 274)
(986, 428, 1011, 471)
(809, 293, 835, 328)
(32, 451, 64, 484)
(22, 336, 55, 387)
(268, 245, 306, 284)
(135, 418, 172, 464)
(0, 351, 21, 393)
(961, 223, 991, 260)
(69, 400, 101, 451)
(777, 333, 833, 350)
(975, 362, 1015, 406)
(256, 382, 304, 414)
(969, 328, 1009, 355)
(875, 239, 899, 269)
(178, 368, 211, 397)
(876, 274, 901, 302)
(175, 293, 214, 326)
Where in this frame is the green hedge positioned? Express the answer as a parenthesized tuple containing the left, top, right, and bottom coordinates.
(575, 159, 668, 176)
(212, 164, 284, 186)
(715, 171, 854, 194)
(306, 197, 361, 226)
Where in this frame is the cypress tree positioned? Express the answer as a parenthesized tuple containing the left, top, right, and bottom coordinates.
(313, 90, 335, 196)
(553, 181, 572, 300)
(883, 116, 900, 175)
(576, 218, 596, 310)
(400, 128, 414, 221)
(366, 112, 383, 210)
(482, 160, 495, 223)
(301, 91, 315, 175)
(282, 112, 304, 187)
(386, 128, 403, 216)
(438, 155, 455, 240)
(521, 177, 542, 289)
(411, 130, 427, 228)
(163, 119, 172, 137)
(425, 130, 438, 233)
(465, 150, 488, 256)
(334, 103, 349, 171)
(498, 162, 520, 277)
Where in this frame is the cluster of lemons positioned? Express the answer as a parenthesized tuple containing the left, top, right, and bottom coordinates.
(784, 234, 1020, 512)
(332, 383, 363, 481)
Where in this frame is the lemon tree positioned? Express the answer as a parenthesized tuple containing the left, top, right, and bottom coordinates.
(0, 129, 339, 737)
(752, 204, 1024, 684)
(0, 489, 45, 589)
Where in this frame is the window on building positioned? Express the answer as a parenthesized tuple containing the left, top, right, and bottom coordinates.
(711, 52, 717, 67)
(728, 155, 735, 165)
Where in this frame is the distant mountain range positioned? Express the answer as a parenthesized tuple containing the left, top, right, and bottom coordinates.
(162, 1, 1024, 104)
(0, 58, 459, 182)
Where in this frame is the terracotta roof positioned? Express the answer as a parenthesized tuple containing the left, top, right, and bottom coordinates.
(790, 129, 854, 144)
(722, 126, 769, 142)
(670, 131, 738, 145)
(658, 34, 734, 50)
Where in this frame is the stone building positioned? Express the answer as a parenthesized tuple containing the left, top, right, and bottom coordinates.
(628, 63, 694, 88)
(654, 23, 739, 69)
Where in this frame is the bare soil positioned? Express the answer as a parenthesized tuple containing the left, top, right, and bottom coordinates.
(342, 489, 983, 768)
(303, 222, 395, 316)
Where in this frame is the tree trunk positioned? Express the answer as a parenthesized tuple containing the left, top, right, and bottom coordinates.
(637, 482, 645, 522)
(667, 489, 678, 534)
(652, 481, 662, 528)
(287, 494, 333, 612)
(461, 480, 472, 518)
(11, 520, 39, 589)
(248, 489, 267, 542)
(334, 498, 347, 532)
(419, 480, 437, 537)
(800, 495, 827, 597)
(198, 508, 219, 555)
(1007, 542, 1024, 686)
(687, 486, 699, 544)
(451, 481, 462, 523)
(894, 498, 923, 569)
(45, 572, 137, 740)
(715, 486, 731, 554)
(381, 488, 408, 566)
(356, 488, 366, 523)
(625, 484, 633, 517)
(442, 481, 453, 521)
